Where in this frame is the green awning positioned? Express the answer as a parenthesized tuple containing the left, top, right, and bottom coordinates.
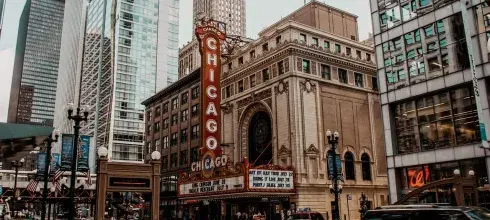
(0, 123, 54, 161)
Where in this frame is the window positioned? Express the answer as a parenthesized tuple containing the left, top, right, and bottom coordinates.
(171, 133, 178, 146)
(262, 43, 268, 52)
(401, 3, 411, 21)
(163, 103, 169, 113)
(163, 118, 169, 129)
(154, 122, 160, 132)
(147, 111, 152, 122)
(346, 47, 351, 56)
(191, 87, 199, 99)
(171, 114, 178, 125)
(228, 62, 233, 71)
(394, 87, 478, 154)
(345, 152, 355, 180)
(372, 76, 378, 90)
(419, 0, 430, 7)
(225, 86, 231, 98)
(324, 41, 330, 50)
(361, 153, 371, 181)
(276, 35, 282, 44)
(382, 42, 389, 52)
(250, 50, 255, 58)
(299, 33, 307, 43)
(278, 61, 284, 75)
(436, 20, 445, 34)
(238, 80, 244, 93)
(407, 49, 416, 60)
(155, 107, 161, 117)
(396, 54, 405, 63)
(171, 153, 177, 168)
(191, 104, 199, 117)
(181, 92, 188, 105)
(442, 54, 449, 67)
(321, 64, 331, 80)
(312, 37, 319, 46)
(387, 71, 398, 84)
(162, 136, 169, 149)
(338, 68, 348, 84)
(147, 125, 151, 135)
(427, 42, 437, 52)
(181, 128, 188, 143)
(384, 58, 393, 67)
(411, 0, 418, 11)
(439, 38, 447, 47)
(356, 50, 361, 59)
(414, 29, 421, 42)
(191, 147, 199, 162)
(302, 60, 310, 74)
(424, 25, 434, 37)
(355, 73, 364, 87)
(262, 68, 270, 82)
(380, 12, 388, 25)
(238, 57, 243, 65)
(250, 75, 256, 87)
(171, 98, 178, 110)
(181, 109, 188, 122)
(404, 33, 414, 45)
(335, 44, 341, 53)
(191, 124, 199, 140)
(162, 156, 168, 169)
(428, 57, 441, 72)
(367, 54, 371, 62)
(394, 37, 402, 50)
(180, 150, 188, 166)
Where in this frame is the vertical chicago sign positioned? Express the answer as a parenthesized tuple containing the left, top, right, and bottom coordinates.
(195, 21, 226, 178)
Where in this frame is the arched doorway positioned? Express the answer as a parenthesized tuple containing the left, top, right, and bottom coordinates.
(248, 111, 272, 166)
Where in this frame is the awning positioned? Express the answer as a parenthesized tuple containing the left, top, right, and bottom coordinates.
(0, 123, 53, 161)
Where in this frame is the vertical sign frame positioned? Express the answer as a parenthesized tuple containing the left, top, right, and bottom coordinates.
(196, 20, 226, 159)
(61, 134, 75, 171)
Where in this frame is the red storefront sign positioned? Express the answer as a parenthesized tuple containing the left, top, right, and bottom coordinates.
(407, 166, 430, 188)
(195, 21, 226, 177)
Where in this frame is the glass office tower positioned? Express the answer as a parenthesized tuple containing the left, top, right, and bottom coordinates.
(80, 0, 178, 162)
(7, 0, 65, 126)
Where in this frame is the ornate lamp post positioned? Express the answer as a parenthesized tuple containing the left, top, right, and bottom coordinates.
(41, 129, 60, 220)
(11, 158, 24, 217)
(326, 130, 342, 220)
(66, 103, 89, 219)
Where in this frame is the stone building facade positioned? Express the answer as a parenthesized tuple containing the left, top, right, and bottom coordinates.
(218, 2, 389, 218)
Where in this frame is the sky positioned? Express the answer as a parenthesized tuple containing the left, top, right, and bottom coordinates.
(0, 0, 372, 123)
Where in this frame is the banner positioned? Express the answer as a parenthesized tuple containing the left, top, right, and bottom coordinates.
(77, 135, 90, 171)
(328, 153, 343, 179)
(36, 153, 47, 177)
(61, 134, 74, 171)
(49, 153, 60, 175)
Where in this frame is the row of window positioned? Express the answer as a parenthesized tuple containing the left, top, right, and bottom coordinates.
(147, 104, 199, 134)
(150, 124, 199, 150)
(328, 151, 372, 181)
(378, 0, 435, 32)
(161, 147, 200, 170)
(147, 86, 199, 121)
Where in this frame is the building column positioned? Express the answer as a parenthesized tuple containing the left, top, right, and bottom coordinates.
(95, 158, 108, 220)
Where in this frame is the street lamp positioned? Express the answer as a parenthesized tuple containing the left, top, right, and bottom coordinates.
(41, 129, 60, 220)
(326, 130, 341, 220)
(66, 102, 89, 219)
(11, 158, 24, 217)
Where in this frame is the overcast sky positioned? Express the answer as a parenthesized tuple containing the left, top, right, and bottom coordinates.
(0, 0, 372, 123)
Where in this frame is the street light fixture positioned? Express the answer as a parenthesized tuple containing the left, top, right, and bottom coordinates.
(66, 102, 89, 220)
(326, 130, 341, 220)
(11, 158, 24, 217)
(41, 129, 60, 220)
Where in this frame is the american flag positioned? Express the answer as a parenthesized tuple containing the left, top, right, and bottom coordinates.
(26, 180, 39, 192)
(53, 168, 63, 182)
(55, 181, 61, 192)
(86, 170, 92, 186)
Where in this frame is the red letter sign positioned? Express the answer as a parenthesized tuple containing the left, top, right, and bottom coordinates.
(196, 21, 226, 158)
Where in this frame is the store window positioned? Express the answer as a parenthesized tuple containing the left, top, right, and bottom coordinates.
(394, 86, 479, 154)
(345, 152, 355, 180)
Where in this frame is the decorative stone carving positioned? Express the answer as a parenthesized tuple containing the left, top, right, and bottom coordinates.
(278, 145, 292, 157)
(237, 89, 272, 109)
(296, 57, 302, 72)
(222, 103, 234, 114)
(284, 57, 290, 73)
(274, 80, 289, 95)
(264, 98, 272, 109)
(311, 61, 317, 75)
(299, 80, 317, 93)
(305, 144, 320, 155)
(238, 103, 272, 159)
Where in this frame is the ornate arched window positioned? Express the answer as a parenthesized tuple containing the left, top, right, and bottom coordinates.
(361, 153, 372, 181)
(345, 152, 355, 180)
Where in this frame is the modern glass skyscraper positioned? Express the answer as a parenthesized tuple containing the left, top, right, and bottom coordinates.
(80, 0, 179, 162)
(8, 0, 65, 127)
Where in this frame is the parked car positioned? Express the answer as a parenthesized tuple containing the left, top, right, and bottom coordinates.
(364, 205, 490, 220)
(290, 211, 324, 220)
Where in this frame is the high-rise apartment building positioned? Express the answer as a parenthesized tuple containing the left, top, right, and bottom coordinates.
(8, 0, 65, 127)
(80, 0, 179, 163)
(370, 0, 490, 203)
(192, 0, 246, 37)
